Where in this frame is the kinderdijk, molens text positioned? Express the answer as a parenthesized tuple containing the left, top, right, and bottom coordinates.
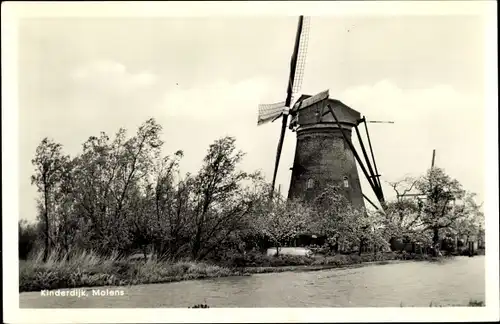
(40, 288, 125, 298)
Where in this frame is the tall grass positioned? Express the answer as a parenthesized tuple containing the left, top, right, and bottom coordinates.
(19, 249, 242, 292)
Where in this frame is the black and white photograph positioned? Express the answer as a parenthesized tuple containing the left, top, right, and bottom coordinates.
(2, 1, 498, 323)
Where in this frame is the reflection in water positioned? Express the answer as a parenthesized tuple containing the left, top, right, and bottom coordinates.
(20, 256, 485, 308)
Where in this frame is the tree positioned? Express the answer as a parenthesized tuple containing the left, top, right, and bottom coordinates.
(115, 119, 163, 222)
(189, 136, 255, 260)
(381, 178, 427, 249)
(256, 199, 311, 256)
(145, 150, 189, 259)
(310, 185, 370, 254)
(51, 157, 80, 256)
(415, 167, 466, 248)
(72, 130, 123, 251)
(449, 192, 484, 246)
(66, 119, 163, 254)
(383, 170, 484, 254)
(384, 177, 422, 239)
(31, 138, 69, 261)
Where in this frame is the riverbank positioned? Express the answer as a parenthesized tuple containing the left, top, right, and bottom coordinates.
(19, 250, 465, 292)
(243, 259, 408, 274)
(20, 255, 485, 308)
(19, 251, 248, 293)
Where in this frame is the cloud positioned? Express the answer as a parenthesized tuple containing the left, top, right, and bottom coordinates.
(150, 76, 285, 179)
(334, 80, 485, 203)
(338, 79, 483, 148)
(156, 77, 275, 121)
(71, 60, 158, 93)
(340, 80, 480, 121)
(63, 60, 165, 140)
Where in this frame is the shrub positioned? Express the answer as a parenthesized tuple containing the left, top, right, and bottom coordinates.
(19, 220, 40, 260)
(468, 300, 485, 307)
(349, 254, 362, 263)
(308, 244, 332, 256)
(219, 251, 318, 268)
(221, 250, 420, 269)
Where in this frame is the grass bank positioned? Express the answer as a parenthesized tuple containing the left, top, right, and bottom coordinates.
(222, 251, 439, 271)
(19, 250, 454, 292)
(19, 251, 246, 293)
(242, 259, 408, 275)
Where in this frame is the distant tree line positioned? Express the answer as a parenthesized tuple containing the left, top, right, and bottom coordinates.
(20, 118, 485, 261)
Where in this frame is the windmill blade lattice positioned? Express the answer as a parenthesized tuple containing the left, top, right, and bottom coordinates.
(257, 101, 286, 125)
(291, 16, 310, 96)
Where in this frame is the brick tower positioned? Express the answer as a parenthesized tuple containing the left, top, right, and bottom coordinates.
(287, 94, 365, 210)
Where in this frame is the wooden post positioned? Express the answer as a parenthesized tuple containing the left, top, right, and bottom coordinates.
(363, 193, 379, 210)
(327, 104, 382, 205)
(363, 118, 383, 192)
(354, 125, 383, 199)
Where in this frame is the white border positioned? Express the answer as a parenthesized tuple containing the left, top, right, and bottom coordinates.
(2, 1, 498, 323)
(0, 1, 495, 17)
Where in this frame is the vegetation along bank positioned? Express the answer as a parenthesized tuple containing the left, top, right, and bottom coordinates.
(20, 119, 485, 292)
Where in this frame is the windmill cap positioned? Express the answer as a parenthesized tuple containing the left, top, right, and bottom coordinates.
(293, 94, 361, 114)
(291, 94, 361, 127)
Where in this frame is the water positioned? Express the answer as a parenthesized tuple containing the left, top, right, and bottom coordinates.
(20, 256, 485, 308)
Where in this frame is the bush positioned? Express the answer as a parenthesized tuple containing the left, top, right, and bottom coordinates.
(219, 251, 317, 268)
(468, 300, 485, 307)
(308, 244, 332, 256)
(220, 250, 413, 269)
(19, 221, 40, 260)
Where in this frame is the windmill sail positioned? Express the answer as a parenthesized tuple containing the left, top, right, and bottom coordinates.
(257, 102, 286, 125)
(270, 16, 309, 197)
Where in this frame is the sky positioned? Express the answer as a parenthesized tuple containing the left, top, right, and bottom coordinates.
(18, 15, 487, 221)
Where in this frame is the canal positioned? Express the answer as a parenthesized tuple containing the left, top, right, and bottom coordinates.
(20, 256, 485, 308)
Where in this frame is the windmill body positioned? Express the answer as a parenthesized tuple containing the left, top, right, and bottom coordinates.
(287, 94, 365, 209)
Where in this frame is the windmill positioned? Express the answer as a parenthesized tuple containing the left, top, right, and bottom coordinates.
(257, 16, 390, 210)
(287, 93, 389, 210)
(257, 16, 311, 199)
